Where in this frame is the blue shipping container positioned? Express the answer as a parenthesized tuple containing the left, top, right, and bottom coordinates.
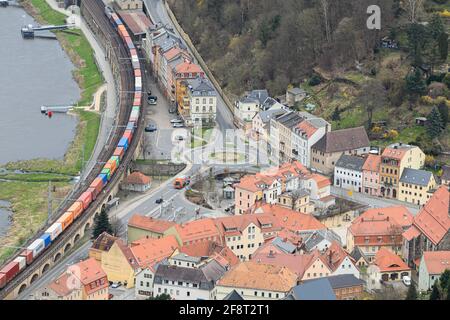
(118, 137, 129, 150)
(126, 122, 135, 132)
(98, 173, 108, 186)
(40, 234, 51, 248)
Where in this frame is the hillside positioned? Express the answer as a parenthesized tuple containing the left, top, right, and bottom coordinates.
(169, 0, 450, 165)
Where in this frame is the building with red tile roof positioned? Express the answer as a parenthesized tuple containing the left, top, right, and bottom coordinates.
(130, 235, 179, 268)
(166, 218, 222, 246)
(121, 171, 151, 192)
(347, 206, 413, 261)
(253, 204, 327, 234)
(372, 248, 411, 282)
(127, 214, 176, 242)
(215, 261, 298, 300)
(37, 258, 109, 300)
(402, 186, 450, 266)
(418, 251, 450, 291)
(179, 240, 240, 268)
(214, 213, 282, 261)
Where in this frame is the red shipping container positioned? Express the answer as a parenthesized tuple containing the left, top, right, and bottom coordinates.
(0, 261, 20, 282)
(19, 249, 33, 265)
(87, 187, 98, 201)
(78, 191, 93, 210)
(113, 147, 125, 160)
(90, 177, 104, 195)
(123, 130, 133, 143)
(133, 98, 141, 107)
(0, 273, 6, 289)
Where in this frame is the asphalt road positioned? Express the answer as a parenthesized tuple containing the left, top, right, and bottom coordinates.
(143, 0, 235, 132)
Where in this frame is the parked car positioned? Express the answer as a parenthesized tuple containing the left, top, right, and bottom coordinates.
(402, 276, 411, 286)
(174, 135, 184, 141)
(155, 198, 163, 204)
(170, 119, 183, 124)
(169, 107, 176, 114)
(172, 123, 184, 128)
(145, 124, 157, 132)
(111, 282, 121, 289)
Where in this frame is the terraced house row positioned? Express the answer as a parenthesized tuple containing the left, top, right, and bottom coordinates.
(142, 25, 216, 126)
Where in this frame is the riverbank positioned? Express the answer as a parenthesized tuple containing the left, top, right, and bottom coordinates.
(4, 0, 103, 175)
(0, 0, 104, 262)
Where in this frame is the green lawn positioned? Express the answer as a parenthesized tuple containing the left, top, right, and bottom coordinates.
(0, 181, 70, 264)
(0, 173, 72, 182)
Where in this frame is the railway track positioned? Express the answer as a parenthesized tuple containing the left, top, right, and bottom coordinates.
(0, 0, 144, 299)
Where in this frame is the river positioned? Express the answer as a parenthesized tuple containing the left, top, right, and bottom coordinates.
(0, 6, 81, 165)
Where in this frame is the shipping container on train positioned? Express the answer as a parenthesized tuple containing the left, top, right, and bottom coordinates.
(19, 250, 33, 265)
(0, 273, 6, 289)
(110, 155, 120, 167)
(13, 256, 26, 272)
(123, 130, 133, 143)
(27, 238, 45, 259)
(98, 173, 108, 186)
(67, 201, 84, 219)
(45, 222, 63, 241)
(40, 234, 51, 248)
(126, 121, 135, 133)
(0, 261, 19, 283)
(0, 6, 144, 291)
(118, 137, 129, 151)
(104, 160, 117, 175)
(131, 57, 140, 70)
(101, 168, 111, 180)
(113, 146, 125, 160)
(78, 191, 93, 210)
(134, 68, 141, 78)
(57, 211, 74, 231)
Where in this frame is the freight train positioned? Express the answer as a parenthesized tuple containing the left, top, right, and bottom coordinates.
(0, 9, 141, 290)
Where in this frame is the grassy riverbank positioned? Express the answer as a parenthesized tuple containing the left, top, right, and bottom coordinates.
(0, 181, 71, 264)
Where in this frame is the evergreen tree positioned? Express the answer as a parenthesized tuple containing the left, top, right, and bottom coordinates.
(428, 14, 445, 40)
(439, 269, 450, 291)
(406, 68, 427, 97)
(438, 32, 448, 61)
(92, 209, 113, 239)
(407, 23, 429, 66)
(430, 281, 441, 300)
(427, 107, 445, 138)
(438, 101, 449, 127)
(405, 282, 418, 300)
(446, 280, 450, 300)
(331, 107, 341, 121)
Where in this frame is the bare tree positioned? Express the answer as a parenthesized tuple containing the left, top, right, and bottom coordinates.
(319, 0, 331, 43)
(405, 0, 424, 23)
(356, 79, 387, 128)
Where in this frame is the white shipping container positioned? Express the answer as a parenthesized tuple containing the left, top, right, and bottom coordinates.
(45, 222, 63, 241)
(135, 77, 142, 88)
(13, 256, 26, 271)
(27, 238, 45, 258)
